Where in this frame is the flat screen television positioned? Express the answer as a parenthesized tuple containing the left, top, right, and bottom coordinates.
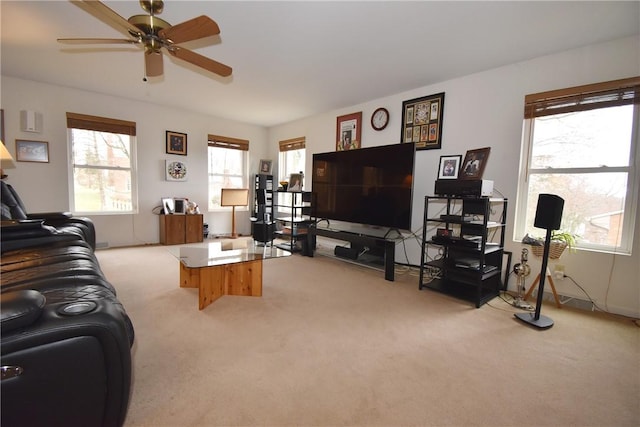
(312, 143, 415, 230)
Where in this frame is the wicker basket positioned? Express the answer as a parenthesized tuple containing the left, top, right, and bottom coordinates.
(531, 241, 567, 259)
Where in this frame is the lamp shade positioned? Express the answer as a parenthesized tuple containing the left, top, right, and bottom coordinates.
(220, 188, 249, 207)
(1, 140, 16, 170)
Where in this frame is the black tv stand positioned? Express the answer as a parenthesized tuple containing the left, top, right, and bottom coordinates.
(306, 226, 396, 281)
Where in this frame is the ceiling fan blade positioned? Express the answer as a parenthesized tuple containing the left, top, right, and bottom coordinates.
(158, 15, 220, 44)
(58, 38, 139, 45)
(72, 0, 143, 36)
(168, 46, 232, 77)
(145, 49, 164, 77)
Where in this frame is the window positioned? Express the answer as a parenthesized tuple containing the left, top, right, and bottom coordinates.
(515, 77, 639, 254)
(208, 134, 249, 210)
(66, 113, 137, 214)
(278, 137, 306, 183)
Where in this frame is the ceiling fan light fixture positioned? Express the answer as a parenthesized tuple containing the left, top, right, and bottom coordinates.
(61, 0, 232, 79)
(144, 48, 163, 77)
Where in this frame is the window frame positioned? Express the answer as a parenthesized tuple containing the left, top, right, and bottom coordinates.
(278, 137, 306, 183)
(514, 77, 640, 255)
(207, 134, 249, 212)
(66, 112, 138, 215)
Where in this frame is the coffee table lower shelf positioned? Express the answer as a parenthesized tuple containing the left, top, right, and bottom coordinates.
(180, 259, 263, 310)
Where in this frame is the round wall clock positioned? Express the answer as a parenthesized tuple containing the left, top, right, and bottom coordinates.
(166, 160, 187, 181)
(371, 107, 389, 131)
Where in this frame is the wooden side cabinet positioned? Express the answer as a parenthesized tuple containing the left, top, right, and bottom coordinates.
(160, 214, 204, 245)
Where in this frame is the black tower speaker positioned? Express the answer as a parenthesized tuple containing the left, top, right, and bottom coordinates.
(515, 193, 565, 330)
(534, 193, 564, 230)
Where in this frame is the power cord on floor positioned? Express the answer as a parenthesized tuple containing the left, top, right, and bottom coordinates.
(563, 274, 640, 326)
(486, 291, 536, 313)
(487, 272, 640, 326)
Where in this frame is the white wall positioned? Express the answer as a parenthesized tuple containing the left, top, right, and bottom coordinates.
(267, 35, 640, 317)
(1, 77, 269, 245)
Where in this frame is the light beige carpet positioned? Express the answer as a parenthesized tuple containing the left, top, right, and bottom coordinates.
(96, 245, 639, 426)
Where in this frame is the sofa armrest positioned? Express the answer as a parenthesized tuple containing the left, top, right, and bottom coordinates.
(26, 212, 73, 221)
(1, 219, 54, 239)
(0, 290, 46, 333)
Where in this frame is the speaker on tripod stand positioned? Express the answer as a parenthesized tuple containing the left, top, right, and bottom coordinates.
(515, 194, 564, 329)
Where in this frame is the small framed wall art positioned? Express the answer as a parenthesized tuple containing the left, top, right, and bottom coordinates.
(438, 155, 462, 179)
(460, 147, 491, 180)
(166, 159, 188, 181)
(401, 92, 445, 150)
(16, 139, 49, 163)
(166, 130, 187, 155)
(259, 159, 273, 174)
(336, 112, 362, 151)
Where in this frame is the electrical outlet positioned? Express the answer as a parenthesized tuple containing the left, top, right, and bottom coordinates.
(554, 264, 565, 280)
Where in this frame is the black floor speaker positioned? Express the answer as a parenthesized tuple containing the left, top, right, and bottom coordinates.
(534, 193, 564, 230)
(515, 193, 565, 330)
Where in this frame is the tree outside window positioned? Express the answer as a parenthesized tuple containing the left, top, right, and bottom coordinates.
(515, 78, 639, 254)
(67, 113, 136, 214)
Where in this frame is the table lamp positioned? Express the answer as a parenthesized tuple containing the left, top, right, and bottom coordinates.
(221, 188, 249, 239)
(1, 141, 16, 179)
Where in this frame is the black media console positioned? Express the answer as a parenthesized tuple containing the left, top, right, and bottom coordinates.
(305, 227, 396, 281)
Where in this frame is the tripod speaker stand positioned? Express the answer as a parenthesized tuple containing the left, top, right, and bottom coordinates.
(523, 268, 562, 309)
(515, 194, 564, 330)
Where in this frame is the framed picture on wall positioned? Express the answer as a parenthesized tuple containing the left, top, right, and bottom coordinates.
(166, 130, 187, 155)
(336, 112, 362, 151)
(401, 92, 445, 150)
(259, 159, 273, 174)
(166, 159, 188, 181)
(16, 139, 49, 163)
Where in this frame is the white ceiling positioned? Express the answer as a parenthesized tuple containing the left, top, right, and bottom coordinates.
(1, 1, 639, 127)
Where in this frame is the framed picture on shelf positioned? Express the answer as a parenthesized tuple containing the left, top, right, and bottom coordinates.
(259, 159, 273, 174)
(336, 112, 362, 151)
(16, 139, 49, 163)
(437, 155, 462, 179)
(401, 92, 445, 150)
(173, 198, 187, 214)
(460, 147, 491, 180)
(161, 197, 175, 214)
(288, 173, 303, 192)
(166, 130, 187, 155)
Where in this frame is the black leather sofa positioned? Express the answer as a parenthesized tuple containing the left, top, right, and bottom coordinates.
(1, 181, 135, 427)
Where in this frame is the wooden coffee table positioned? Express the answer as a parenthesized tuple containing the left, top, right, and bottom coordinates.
(169, 240, 290, 310)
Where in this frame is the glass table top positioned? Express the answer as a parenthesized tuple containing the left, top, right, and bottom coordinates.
(167, 240, 291, 268)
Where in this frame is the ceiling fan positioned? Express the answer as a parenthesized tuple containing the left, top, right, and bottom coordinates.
(58, 0, 232, 78)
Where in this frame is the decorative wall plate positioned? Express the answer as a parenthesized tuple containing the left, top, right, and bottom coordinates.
(166, 160, 187, 181)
